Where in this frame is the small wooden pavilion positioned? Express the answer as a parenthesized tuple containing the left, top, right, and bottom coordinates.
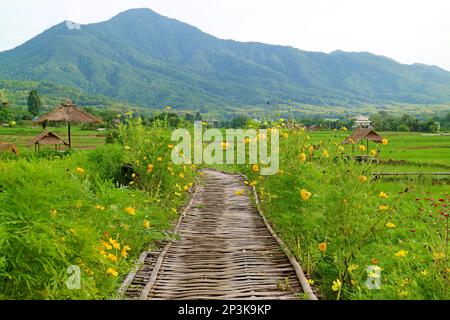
(0, 142, 19, 155)
(35, 99, 101, 148)
(343, 128, 384, 157)
(26, 131, 69, 152)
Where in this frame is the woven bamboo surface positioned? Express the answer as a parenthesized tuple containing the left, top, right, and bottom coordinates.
(121, 169, 310, 300)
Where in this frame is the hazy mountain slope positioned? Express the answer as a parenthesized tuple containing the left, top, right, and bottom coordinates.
(1, 8, 450, 108)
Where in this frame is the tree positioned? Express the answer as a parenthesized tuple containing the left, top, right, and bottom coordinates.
(195, 111, 202, 121)
(27, 90, 42, 117)
(0, 89, 8, 109)
(185, 113, 195, 122)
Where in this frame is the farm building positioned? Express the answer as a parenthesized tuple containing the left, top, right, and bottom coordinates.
(26, 131, 69, 152)
(343, 128, 383, 145)
(353, 116, 373, 129)
(343, 128, 385, 160)
(306, 125, 322, 131)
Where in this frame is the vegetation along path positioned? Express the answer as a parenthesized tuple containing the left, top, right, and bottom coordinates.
(120, 169, 316, 300)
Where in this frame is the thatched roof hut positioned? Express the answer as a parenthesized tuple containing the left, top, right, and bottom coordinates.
(26, 131, 69, 151)
(35, 99, 101, 148)
(343, 128, 383, 144)
(0, 142, 19, 154)
(36, 99, 101, 124)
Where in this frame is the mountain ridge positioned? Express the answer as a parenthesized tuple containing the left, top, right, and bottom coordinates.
(1, 7, 450, 109)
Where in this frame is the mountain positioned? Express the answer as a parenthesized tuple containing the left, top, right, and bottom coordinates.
(1, 8, 450, 109)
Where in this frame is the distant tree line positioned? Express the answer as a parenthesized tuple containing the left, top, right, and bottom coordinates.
(370, 111, 449, 132)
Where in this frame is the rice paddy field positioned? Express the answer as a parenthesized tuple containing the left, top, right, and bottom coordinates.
(0, 126, 106, 151)
(0, 122, 449, 300)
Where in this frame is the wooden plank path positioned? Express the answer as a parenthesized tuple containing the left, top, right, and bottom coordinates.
(120, 169, 315, 300)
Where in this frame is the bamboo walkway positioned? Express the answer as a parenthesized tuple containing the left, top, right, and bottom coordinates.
(120, 169, 315, 300)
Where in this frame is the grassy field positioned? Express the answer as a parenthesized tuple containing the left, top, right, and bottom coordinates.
(211, 127, 449, 300)
(0, 120, 196, 299)
(0, 123, 449, 300)
(0, 125, 106, 151)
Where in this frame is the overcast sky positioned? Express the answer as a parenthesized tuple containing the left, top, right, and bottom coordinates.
(1, 0, 449, 70)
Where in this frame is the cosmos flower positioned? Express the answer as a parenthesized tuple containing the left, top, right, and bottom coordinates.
(125, 207, 136, 216)
(318, 242, 327, 252)
(300, 189, 312, 201)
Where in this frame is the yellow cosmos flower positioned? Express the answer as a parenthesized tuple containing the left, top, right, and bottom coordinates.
(109, 238, 120, 249)
(359, 144, 366, 152)
(331, 279, 342, 292)
(347, 264, 359, 273)
(382, 138, 389, 145)
(157, 157, 163, 162)
(308, 145, 314, 153)
(75, 167, 85, 174)
(395, 250, 408, 258)
(378, 205, 389, 211)
(300, 189, 312, 201)
(370, 149, 378, 156)
(252, 164, 260, 173)
(283, 132, 289, 139)
(359, 175, 368, 182)
(168, 144, 174, 149)
(183, 185, 189, 191)
(221, 142, 229, 150)
(249, 181, 257, 187)
(379, 191, 389, 199)
(125, 207, 136, 216)
(386, 222, 396, 228)
(322, 149, 330, 158)
(106, 268, 118, 277)
(307, 279, 315, 285)
(318, 242, 327, 252)
(143, 220, 151, 229)
(299, 153, 307, 162)
(341, 127, 348, 132)
(235, 190, 245, 196)
(107, 253, 118, 262)
(179, 173, 185, 178)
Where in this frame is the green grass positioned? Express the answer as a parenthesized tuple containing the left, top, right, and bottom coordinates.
(0, 125, 106, 151)
(1, 124, 448, 300)
(0, 120, 195, 299)
(211, 127, 449, 300)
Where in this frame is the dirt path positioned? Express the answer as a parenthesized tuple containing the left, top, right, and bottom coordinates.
(121, 169, 307, 300)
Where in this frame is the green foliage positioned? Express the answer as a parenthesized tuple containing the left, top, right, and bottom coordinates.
(0, 120, 195, 299)
(27, 90, 42, 117)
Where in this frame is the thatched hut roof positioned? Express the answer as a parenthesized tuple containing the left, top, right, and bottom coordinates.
(343, 128, 383, 144)
(26, 131, 69, 147)
(36, 99, 101, 124)
(0, 142, 19, 154)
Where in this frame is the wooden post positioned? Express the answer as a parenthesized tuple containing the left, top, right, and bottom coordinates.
(68, 122, 72, 149)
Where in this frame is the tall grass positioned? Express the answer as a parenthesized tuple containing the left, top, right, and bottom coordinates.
(238, 127, 449, 300)
(0, 118, 195, 299)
